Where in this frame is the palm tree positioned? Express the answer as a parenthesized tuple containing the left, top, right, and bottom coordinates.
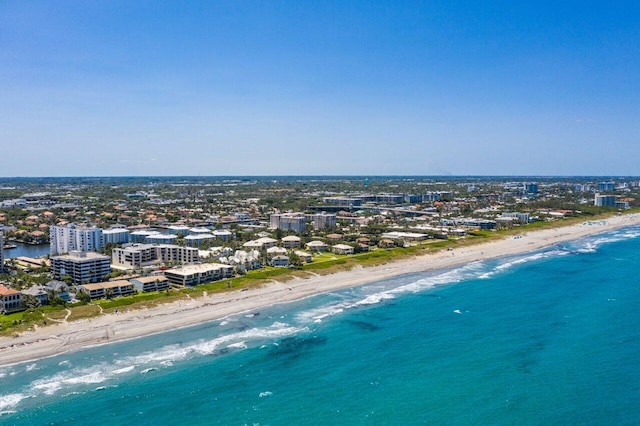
(105, 288, 115, 300)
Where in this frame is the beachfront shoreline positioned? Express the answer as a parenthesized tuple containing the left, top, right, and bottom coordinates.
(2, 214, 640, 367)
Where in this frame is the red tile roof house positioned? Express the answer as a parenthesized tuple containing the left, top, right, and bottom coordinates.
(0, 284, 24, 314)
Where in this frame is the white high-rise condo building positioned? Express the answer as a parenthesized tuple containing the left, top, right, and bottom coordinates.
(270, 213, 306, 232)
(305, 212, 337, 230)
(50, 223, 104, 255)
(594, 193, 617, 207)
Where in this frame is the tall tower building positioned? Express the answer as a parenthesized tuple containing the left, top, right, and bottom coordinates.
(50, 224, 104, 255)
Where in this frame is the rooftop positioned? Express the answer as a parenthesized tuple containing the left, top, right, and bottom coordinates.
(168, 263, 233, 275)
(51, 251, 111, 261)
(0, 284, 20, 296)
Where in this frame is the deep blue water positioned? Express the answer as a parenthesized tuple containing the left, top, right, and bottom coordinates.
(1, 226, 640, 425)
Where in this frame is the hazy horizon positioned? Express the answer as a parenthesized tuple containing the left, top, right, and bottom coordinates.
(0, 174, 638, 180)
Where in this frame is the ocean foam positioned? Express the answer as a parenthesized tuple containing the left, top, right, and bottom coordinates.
(31, 379, 63, 396)
(63, 371, 108, 385)
(122, 322, 306, 368)
(295, 303, 349, 323)
(573, 227, 640, 253)
(190, 323, 304, 357)
(354, 292, 396, 306)
(27, 363, 127, 400)
(0, 393, 27, 412)
(113, 365, 136, 375)
(295, 262, 492, 324)
(479, 249, 569, 279)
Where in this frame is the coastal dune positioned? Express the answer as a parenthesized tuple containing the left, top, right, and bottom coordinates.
(1, 214, 639, 367)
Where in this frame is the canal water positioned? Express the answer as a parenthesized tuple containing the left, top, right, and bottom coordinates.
(3, 242, 50, 259)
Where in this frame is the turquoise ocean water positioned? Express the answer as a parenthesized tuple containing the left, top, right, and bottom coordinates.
(1, 226, 640, 425)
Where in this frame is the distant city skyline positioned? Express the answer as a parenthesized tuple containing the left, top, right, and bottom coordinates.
(1, 1, 638, 177)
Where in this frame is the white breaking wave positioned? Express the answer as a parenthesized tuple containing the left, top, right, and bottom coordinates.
(0, 393, 27, 412)
(113, 365, 136, 375)
(354, 292, 396, 306)
(354, 262, 487, 307)
(574, 227, 640, 253)
(295, 262, 490, 323)
(12, 321, 304, 408)
(30, 368, 110, 397)
(479, 249, 569, 279)
(295, 302, 350, 323)
(294, 245, 586, 325)
(189, 322, 304, 357)
(123, 321, 305, 367)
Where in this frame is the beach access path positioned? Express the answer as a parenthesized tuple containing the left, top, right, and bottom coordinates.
(2, 213, 639, 367)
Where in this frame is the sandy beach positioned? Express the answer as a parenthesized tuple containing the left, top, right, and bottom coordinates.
(2, 214, 639, 367)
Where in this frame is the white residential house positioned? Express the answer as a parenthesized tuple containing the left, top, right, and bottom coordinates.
(306, 240, 328, 252)
(266, 246, 287, 258)
(281, 235, 301, 248)
(332, 244, 355, 255)
(294, 250, 313, 263)
(229, 250, 262, 271)
(243, 237, 278, 250)
(22, 285, 49, 306)
(271, 255, 290, 267)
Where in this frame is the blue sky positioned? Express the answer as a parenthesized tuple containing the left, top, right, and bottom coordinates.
(1, 1, 638, 176)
